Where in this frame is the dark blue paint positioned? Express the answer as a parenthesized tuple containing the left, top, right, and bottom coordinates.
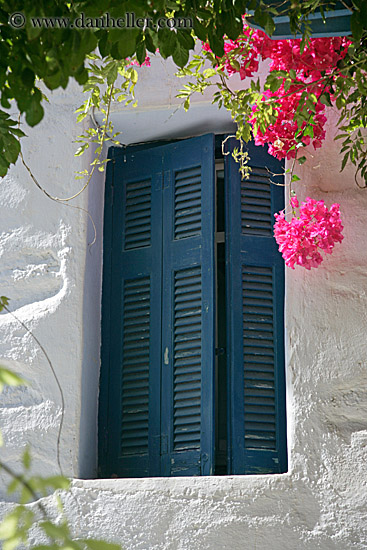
(98, 147, 115, 478)
(99, 135, 287, 478)
(225, 138, 287, 475)
(160, 135, 216, 476)
(99, 135, 215, 477)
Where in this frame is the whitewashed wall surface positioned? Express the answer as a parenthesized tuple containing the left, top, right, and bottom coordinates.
(1, 52, 367, 550)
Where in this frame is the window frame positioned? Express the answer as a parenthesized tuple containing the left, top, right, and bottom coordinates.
(98, 134, 287, 478)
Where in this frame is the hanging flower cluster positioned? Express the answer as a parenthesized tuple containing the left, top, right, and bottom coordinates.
(273, 196, 344, 269)
(198, 26, 350, 269)
(202, 26, 349, 269)
(214, 27, 350, 160)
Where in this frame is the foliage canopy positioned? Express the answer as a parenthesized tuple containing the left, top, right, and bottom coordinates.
(0, 0, 366, 178)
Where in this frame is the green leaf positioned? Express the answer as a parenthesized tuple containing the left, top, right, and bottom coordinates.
(144, 29, 158, 53)
(291, 174, 300, 182)
(207, 28, 224, 57)
(0, 506, 25, 540)
(177, 31, 195, 51)
(129, 69, 138, 84)
(0, 155, 10, 177)
(0, 367, 27, 393)
(220, 10, 243, 41)
(6, 479, 19, 495)
(21, 68, 35, 89)
(269, 77, 283, 93)
(193, 18, 208, 42)
(74, 66, 89, 86)
(195, 8, 211, 20)
(319, 93, 332, 107)
(10, 128, 26, 138)
(117, 30, 139, 59)
(25, 100, 44, 127)
(0, 514, 18, 539)
(298, 156, 307, 165)
(22, 447, 31, 470)
(303, 125, 314, 138)
(98, 34, 111, 58)
(172, 42, 189, 68)
(289, 69, 297, 80)
(76, 113, 88, 124)
(3, 536, 22, 550)
(136, 40, 147, 65)
(40, 520, 70, 540)
(158, 28, 178, 59)
(44, 71, 65, 91)
(26, 20, 43, 41)
(106, 64, 118, 86)
(341, 152, 349, 172)
(44, 475, 71, 490)
(203, 68, 217, 78)
(253, 8, 275, 37)
(1, 95, 11, 110)
(264, 14, 275, 37)
(242, 123, 251, 142)
(3, 134, 21, 165)
(351, 11, 363, 41)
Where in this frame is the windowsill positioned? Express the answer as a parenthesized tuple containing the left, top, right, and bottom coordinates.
(72, 472, 292, 494)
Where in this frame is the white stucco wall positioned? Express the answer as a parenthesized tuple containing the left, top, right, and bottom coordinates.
(0, 81, 104, 481)
(1, 52, 367, 549)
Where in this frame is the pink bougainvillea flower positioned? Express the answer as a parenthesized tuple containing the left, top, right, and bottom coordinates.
(273, 197, 344, 269)
(205, 24, 351, 161)
(129, 55, 151, 67)
(290, 195, 299, 209)
(199, 23, 348, 269)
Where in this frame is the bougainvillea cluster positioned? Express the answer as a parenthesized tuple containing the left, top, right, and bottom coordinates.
(203, 25, 348, 269)
(213, 26, 350, 160)
(273, 196, 344, 269)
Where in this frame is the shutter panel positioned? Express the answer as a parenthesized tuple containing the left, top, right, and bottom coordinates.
(100, 147, 163, 477)
(100, 136, 216, 478)
(226, 139, 287, 474)
(161, 135, 216, 476)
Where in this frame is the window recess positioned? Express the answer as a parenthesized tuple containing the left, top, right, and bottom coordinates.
(99, 134, 287, 478)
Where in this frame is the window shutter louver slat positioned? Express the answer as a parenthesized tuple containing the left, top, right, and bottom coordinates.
(226, 139, 287, 475)
(174, 166, 202, 240)
(241, 168, 273, 236)
(124, 179, 151, 250)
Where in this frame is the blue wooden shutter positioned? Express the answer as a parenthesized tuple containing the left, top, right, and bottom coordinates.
(100, 135, 216, 478)
(99, 146, 163, 478)
(160, 135, 216, 476)
(225, 139, 287, 474)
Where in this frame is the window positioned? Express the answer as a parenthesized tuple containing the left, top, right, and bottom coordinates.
(98, 134, 287, 478)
